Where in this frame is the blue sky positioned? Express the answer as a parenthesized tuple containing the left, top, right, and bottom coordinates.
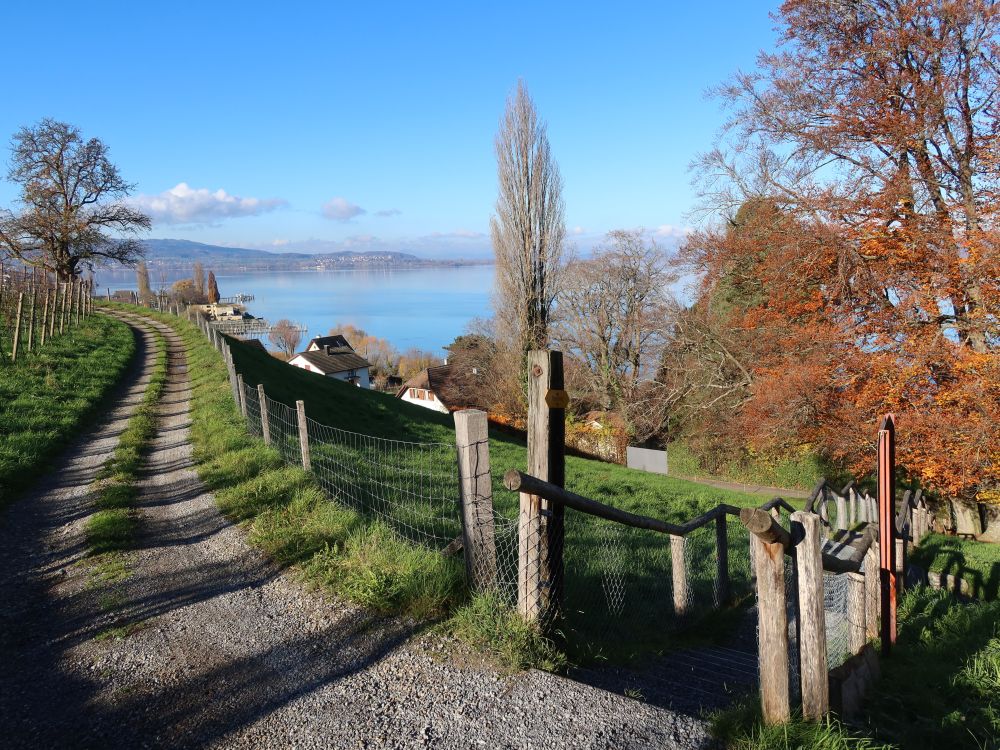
(1, 1, 780, 258)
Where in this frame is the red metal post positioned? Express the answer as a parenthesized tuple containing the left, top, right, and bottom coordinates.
(878, 414, 897, 655)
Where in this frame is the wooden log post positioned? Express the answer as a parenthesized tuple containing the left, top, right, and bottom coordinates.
(11, 293, 24, 362)
(671, 534, 689, 616)
(39, 290, 49, 347)
(74, 278, 82, 326)
(48, 287, 57, 339)
(744, 511, 791, 725)
(226, 346, 241, 407)
(296, 400, 311, 471)
(848, 571, 866, 655)
(60, 281, 69, 334)
(257, 383, 271, 446)
(517, 350, 566, 622)
(792, 510, 829, 720)
(864, 544, 880, 640)
(26, 285, 36, 352)
(454, 409, 498, 593)
(715, 513, 730, 606)
(848, 488, 858, 527)
(236, 374, 248, 419)
(835, 492, 848, 533)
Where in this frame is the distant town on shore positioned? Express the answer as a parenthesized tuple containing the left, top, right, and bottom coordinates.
(110, 238, 492, 272)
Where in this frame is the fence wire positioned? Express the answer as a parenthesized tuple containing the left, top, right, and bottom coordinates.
(307, 417, 460, 548)
(823, 571, 851, 669)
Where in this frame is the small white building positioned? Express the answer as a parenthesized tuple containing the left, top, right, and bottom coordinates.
(288, 344, 372, 388)
(396, 365, 461, 414)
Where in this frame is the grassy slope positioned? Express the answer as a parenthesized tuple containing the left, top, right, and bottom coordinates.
(910, 533, 1000, 600)
(714, 587, 1000, 750)
(0, 313, 135, 509)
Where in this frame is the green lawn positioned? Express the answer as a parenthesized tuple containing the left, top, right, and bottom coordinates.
(714, 587, 1000, 749)
(909, 533, 1000, 600)
(0, 313, 135, 509)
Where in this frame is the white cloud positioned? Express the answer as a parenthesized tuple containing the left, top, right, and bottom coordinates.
(322, 197, 366, 221)
(653, 224, 693, 239)
(374, 208, 402, 217)
(132, 183, 286, 225)
(571, 226, 586, 235)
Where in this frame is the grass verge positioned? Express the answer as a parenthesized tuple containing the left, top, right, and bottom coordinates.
(712, 586, 1000, 749)
(0, 313, 134, 510)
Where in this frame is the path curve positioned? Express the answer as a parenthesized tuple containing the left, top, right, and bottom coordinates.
(1, 312, 717, 749)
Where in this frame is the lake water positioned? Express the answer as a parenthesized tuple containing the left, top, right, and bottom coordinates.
(93, 265, 495, 355)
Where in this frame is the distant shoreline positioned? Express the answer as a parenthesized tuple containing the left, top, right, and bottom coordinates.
(98, 258, 494, 274)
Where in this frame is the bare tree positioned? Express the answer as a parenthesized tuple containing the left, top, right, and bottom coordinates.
(491, 81, 567, 363)
(0, 119, 151, 279)
(193, 261, 205, 297)
(136, 261, 153, 305)
(556, 229, 675, 441)
(269, 319, 302, 358)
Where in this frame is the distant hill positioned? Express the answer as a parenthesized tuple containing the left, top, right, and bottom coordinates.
(133, 239, 441, 270)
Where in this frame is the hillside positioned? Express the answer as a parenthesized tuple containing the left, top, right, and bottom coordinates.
(227, 337, 772, 519)
(129, 239, 459, 270)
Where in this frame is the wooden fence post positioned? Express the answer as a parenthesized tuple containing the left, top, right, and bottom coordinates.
(26, 285, 36, 351)
(39, 290, 49, 347)
(715, 513, 730, 606)
(835, 492, 848, 532)
(455, 409, 498, 592)
(226, 347, 240, 407)
(792, 510, 829, 720)
(11, 293, 24, 362)
(518, 350, 566, 622)
(59, 282, 68, 334)
(671, 534, 689, 616)
(747, 521, 791, 724)
(864, 544, 880, 639)
(258, 383, 271, 445)
(297, 400, 311, 471)
(848, 571, 866, 654)
(236, 374, 248, 418)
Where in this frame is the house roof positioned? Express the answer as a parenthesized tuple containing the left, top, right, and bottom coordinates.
(396, 364, 478, 411)
(307, 334, 352, 351)
(293, 348, 372, 375)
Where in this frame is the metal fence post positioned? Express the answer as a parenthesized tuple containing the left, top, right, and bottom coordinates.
(454, 409, 498, 592)
(878, 414, 897, 655)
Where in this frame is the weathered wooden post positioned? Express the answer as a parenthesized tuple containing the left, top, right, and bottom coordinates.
(715, 513, 730, 606)
(74, 278, 82, 326)
(11, 293, 24, 362)
(792, 510, 829, 719)
(226, 347, 240, 407)
(454, 409, 498, 592)
(741, 506, 791, 724)
(518, 350, 566, 622)
(835, 491, 848, 533)
(26, 285, 36, 351)
(848, 571, 866, 654)
(877, 414, 897, 655)
(48, 287, 57, 339)
(39, 290, 49, 347)
(864, 544, 880, 639)
(236, 374, 248, 419)
(257, 383, 271, 445)
(59, 282, 68, 334)
(296, 400, 311, 471)
(671, 535, 689, 615)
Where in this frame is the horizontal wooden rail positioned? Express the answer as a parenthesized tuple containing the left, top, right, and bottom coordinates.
(741, 506, 876, 573)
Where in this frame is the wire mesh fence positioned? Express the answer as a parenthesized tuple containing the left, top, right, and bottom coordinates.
(308, 417, 461, 548)
(823, 571, 851, 669)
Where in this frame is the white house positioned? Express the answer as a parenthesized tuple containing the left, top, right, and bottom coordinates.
(396, 364, 466, 414)
(288, 344, 372, 388)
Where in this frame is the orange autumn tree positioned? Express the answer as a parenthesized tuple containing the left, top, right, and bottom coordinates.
(680, 0, 1000, 517)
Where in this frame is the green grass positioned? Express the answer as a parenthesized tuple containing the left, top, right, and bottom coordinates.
(667, 439, 838, 491)
(713, 587, 1000, 750)
(0, 313, 134, 509)
(909, 533, 1000, 601)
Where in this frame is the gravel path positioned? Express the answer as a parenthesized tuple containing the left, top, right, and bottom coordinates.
(1, 313, 719, 750)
